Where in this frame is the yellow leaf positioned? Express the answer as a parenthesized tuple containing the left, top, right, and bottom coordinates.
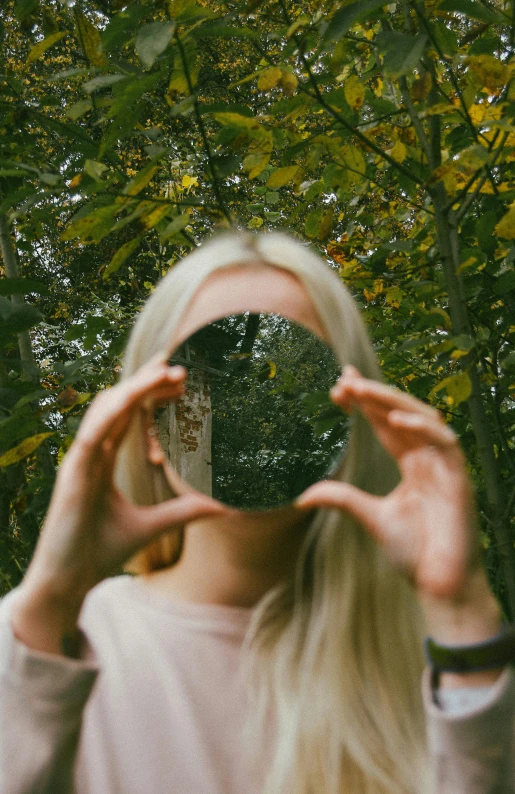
(410, 72, 432, 102)
(340, 144, 366, 180)
(243, 151, 271, 179)
(266, 166, 299, 188)
(429, 307, 452, 330)
(344, 75, 365, 111)
(0, 432, 54, 468)
(248, 216, 264, 228)
(495, 202, 515, 239)
(385, 285, 403, 308)
(389, 139, 407, 164)
(124, 165, 159, 197)
(141, 203, 171, 230)
(69, 173, 83, 188)
(279, 68, 298, 96)
(431, 371, 472, 406)
(425, 103, 455, 116)
(468, 103, 485, 124)
(258, 66, 283, 91)
(363, 288, 376, 302)
(182, 174, 199, 188)
(75, 13, 107, 67)
(27, 32, 67, 65)
(57, 435, 74, 465)
(370, 75, 383, 97)
(465, 55, 511, 94)
(103, 236, 142, 279)
(213, 112, 259, 129)
(450, 349, 469, 361)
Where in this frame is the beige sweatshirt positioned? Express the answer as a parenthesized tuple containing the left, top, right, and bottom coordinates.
(0, 575, 514, 794)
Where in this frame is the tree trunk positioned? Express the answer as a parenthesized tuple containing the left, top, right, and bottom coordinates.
(0, 213, 36, 377)
(432, 184, 515, 619)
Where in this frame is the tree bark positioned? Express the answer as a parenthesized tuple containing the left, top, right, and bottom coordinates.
(431, 184, 515, 619)
(0, 213, 36, 377)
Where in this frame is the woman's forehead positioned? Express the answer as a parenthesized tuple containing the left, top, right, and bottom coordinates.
(171, 263, 329, 349)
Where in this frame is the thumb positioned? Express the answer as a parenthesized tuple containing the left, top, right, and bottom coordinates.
(295, 481, 383, 537)
(137, 494, 227, 539)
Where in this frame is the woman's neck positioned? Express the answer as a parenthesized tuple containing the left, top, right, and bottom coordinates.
(141, 507, 314, 608)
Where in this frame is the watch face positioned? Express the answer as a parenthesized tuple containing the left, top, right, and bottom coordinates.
(155, 312, 349, 511)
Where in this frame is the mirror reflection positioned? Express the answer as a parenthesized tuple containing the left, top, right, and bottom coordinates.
(156, 312, 349, 511)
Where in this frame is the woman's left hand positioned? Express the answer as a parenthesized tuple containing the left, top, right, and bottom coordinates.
(295, 365, 481, 600)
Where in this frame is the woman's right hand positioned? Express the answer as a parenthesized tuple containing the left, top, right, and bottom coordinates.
(10, 357, 227, 655)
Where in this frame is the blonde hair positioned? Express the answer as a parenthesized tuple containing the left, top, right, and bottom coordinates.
(117, 230, 433, 794)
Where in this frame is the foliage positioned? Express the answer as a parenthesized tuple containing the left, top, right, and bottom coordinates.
(177, 313, 346, 510)
(0, 0, 514, 616)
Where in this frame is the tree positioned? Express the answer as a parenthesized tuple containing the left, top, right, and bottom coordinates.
(0, 0, 514, 617)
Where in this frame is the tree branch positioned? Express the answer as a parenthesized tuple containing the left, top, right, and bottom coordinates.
(174, 33, 233, 226)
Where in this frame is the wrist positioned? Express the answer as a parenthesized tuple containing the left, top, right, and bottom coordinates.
(418, 567, 506, 688)
(418, 567, 502, 644)
(11, 578, 87, 657)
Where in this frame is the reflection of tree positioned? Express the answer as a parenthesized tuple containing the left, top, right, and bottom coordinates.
(188, 313, 348, 510)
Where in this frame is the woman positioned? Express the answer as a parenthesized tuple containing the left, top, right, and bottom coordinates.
(1, 230, 513, 794)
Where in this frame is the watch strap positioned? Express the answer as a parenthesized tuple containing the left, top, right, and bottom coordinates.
(424, 622, 515, 674)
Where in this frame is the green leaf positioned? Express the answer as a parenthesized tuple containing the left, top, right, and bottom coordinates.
(26, 31, 67, 65)
(0, 298, 43, 333)
(103, 236, 143, 279)
(0, 432, 54, 468)
(60, 204, 120, 243)
(75, 12, 107, 67)
(102, 5, 147, 52)
(135, 21, 175, 70)
(340, 144, 366, 176)
(322, 0, 387, 45)
(48, 67, 89, 82)
(304, 207, 334, 240)
(191, 23, 259, 42)
(65, 99, 92, 121)
(495, 270, 515, 295)
(158, 214, 190, 242)
(83, 74, 128, 94)
(0, 278, 48, 296)
(501, 351, 515, 372)
(376, 32, 428, 79)
(438, 0, 506, 24)
(84, 159, 107, 182)
(14, 0, 38, 23)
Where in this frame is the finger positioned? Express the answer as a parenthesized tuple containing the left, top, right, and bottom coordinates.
(387, 410, 457, 448)
(135, 494, 228, 540)
(106, 378, 186, 453)
(332, 371, 439, 422)
(75, 362, 187, 457)
(295, 481, 385, 541)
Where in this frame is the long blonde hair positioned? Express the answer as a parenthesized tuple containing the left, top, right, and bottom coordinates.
(117, 230, 433, 794)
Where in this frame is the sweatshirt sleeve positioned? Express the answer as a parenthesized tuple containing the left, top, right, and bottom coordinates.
(0, 589, 99, 794)
(422, 664, 515, 793)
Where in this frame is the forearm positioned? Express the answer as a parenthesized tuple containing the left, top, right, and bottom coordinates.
(10, 579, 87, 659)
(418, 567, 505, 689)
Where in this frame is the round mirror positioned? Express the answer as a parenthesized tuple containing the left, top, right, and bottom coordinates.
(155, 312, 348, 511)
